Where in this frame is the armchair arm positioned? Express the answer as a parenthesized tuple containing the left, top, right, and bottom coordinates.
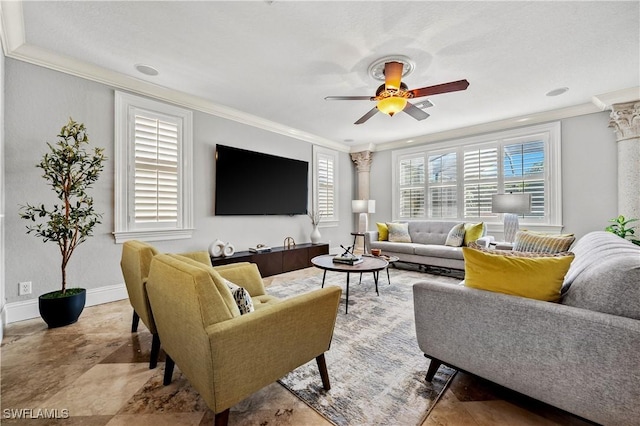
(213, 263, 266, 297)
(364, 231, 379, 252)
(413, 281, 640, 425)
(205, 286, 342, 412)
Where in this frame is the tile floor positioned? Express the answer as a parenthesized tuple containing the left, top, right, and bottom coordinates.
(1, 268, 595, 425)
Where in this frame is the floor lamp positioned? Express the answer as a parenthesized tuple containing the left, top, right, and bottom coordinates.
(491, 193, 531, 243)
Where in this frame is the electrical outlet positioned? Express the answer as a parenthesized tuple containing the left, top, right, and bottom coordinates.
(19, 281, 32, 296)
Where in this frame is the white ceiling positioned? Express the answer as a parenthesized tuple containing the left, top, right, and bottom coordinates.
(2, 1, 639, 151)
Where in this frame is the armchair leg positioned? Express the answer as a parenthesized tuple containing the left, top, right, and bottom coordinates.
(163, 355, 175, 385)
(424, 354, 442, 382)
(316, 354, 331, 390)
(214, 408, 230, 426)
(149, 333, 161, 369)
(131, 310, 140, 332)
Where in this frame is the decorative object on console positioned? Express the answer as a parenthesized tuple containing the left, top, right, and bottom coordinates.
(223, 243, 235, 257)
(283, 237, 296, 249)
(249, 244, 271, 253)
(208, 239, 225, 257)
(491, 193, 532, 243)
(308, 210, 322, 244)
(352, 200, 376, 233)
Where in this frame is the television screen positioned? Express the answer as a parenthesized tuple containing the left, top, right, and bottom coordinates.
(215, 144, 309, 215)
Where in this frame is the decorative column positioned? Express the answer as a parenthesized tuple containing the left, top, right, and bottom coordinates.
(609, 101, 640, 221)
(350, 151, 373, 200)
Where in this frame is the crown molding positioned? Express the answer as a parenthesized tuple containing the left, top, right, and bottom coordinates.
(592, 86, 640, 111)
(0, 1, 349, 153)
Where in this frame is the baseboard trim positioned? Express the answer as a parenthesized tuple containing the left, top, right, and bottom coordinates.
(5, 283, 128, 324)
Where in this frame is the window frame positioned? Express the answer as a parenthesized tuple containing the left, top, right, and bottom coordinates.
(312, 145, 339, 227)
(391, 122, 562, 232)
(114, 91, 194, 243)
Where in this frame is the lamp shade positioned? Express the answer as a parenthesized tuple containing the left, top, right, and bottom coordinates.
(352, 200, 376, 214)
(491, 193, 532, 214)
(377, 97, 407, 116)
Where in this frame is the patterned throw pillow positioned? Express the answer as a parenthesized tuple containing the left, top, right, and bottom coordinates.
(445, 223, 466, 247)
(513, 230, 575, 253)
(387, 222, 412, 243)
(224, 278, 254, 315)
(376, 222, 389, 241)
(463, 222, 485, 246)
(467, 241, 573, 258)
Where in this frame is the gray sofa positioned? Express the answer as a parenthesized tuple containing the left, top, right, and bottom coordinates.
(413, 231, 640, 425)
(364, 220, 491, 270)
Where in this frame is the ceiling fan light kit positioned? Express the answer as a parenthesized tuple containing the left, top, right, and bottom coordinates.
(326, 58, 470, 125)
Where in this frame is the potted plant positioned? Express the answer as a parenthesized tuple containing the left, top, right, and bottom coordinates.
(19, 118, 106, 328)
(605, 215, 640, 246)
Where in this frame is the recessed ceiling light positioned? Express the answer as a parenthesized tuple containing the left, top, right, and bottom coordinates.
(135, 64, 159, 76)
(546, 87, 569, 97)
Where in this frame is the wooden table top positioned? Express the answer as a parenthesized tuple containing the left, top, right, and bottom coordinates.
(311, 254, 389, 273)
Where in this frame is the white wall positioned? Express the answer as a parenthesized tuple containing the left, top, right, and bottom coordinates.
(367, 113, 619, 240)
(3, 58, 354, 315)
(1, 48, 6, 336)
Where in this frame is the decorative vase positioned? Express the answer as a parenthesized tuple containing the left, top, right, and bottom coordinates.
(38, 288, 86, 328)
(223, 243, 235, 257)
(310, 225, 321, 244)
(208, 239, 225, 257)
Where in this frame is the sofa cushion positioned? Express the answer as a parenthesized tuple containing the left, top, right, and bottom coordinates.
(369, 241, 420, 255)
(463, 222, 485, 246)
(376, 222, 389, 241)
(408, 221, 460, 245)
(513, 230, 575, 253)
(445, 223, 466, 247)
(562, 232, 640, 320)
(463, 247, 574, 302)
(387, 222, 412, 242)
(415, 244, 464, 260)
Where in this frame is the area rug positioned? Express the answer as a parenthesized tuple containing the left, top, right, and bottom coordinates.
(266, 267, 459, 426)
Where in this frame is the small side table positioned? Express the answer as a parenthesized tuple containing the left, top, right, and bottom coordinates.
(491, 241, 514, 250)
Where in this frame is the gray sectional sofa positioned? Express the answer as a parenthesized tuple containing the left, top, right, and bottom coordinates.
(364, 220, 491, 270)
(413, 231, 640, 425)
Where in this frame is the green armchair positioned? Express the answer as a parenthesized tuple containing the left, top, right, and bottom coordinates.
(119, 240, 212, 368)
(146, 253, 342, 426)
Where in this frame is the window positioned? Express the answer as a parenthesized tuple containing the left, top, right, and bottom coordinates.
(392, 122, 562, 229)
(114, 92, 193, 242)
(313, 146, 339, 225)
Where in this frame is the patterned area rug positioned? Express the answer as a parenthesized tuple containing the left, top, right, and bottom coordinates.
(267, 267, 460, 426)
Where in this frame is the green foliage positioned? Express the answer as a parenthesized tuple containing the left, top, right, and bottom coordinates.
(605, 215, 640, 246)
(19, 118, 107, 293)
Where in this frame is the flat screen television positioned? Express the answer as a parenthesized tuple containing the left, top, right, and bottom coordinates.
(215, 144, 309, 216)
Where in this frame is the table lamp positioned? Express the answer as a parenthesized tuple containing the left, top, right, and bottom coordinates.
(491, 193, 531, 243)
(352, 200, 376, 234)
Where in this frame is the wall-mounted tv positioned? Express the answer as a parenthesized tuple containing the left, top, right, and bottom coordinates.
(215, 144, 309, 216)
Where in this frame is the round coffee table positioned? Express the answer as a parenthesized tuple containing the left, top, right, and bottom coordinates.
(311, 255, 389, 314)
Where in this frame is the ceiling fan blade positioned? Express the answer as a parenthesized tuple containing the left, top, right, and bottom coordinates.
(325, 95, 375, 101)
(384, 61, 403, 90)
(355, 106, 379, 125)
(403, 102, 430, 121)
(409, 79, 470, 98)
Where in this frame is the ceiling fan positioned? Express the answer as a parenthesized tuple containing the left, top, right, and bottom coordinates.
(325, 61, 470, 125)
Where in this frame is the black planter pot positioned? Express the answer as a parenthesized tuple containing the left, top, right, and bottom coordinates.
(38, 288, 86, 328)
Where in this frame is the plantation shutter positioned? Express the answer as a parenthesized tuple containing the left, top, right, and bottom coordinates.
(463, 146, 498, 218)
(133, 114, 180, 225)
(503, 140, 545, 217)
(399, 155, 425, 218)
(428, 152, 457, 218)
(317, 152, 335, 218)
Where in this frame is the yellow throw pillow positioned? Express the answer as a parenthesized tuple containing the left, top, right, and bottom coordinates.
(463, 247, 574, 302)
(463, 222, 484, 246)
(376, 222, 389, 241)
